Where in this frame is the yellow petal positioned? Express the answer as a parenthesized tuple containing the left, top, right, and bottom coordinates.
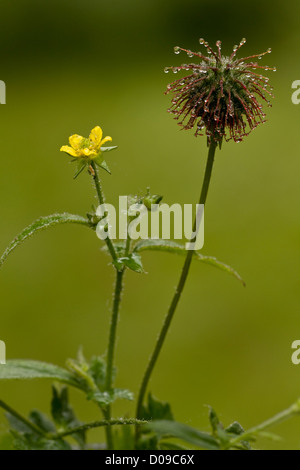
(82, 148, 97, 157)
(100, 136, 112, 146)
(60, 145, 79, 157)
(69, 134, 84, 150)
(89, 126, 103, 147)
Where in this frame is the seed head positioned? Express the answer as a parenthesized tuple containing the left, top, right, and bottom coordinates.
(165, 38, 275, 145)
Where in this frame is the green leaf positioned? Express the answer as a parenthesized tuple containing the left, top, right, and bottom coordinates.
(225, 421, 245, 436)
(87, 388, 134, 407)
(145, 420, 220, 450)
(88, 356, 107, 390)
(96, 159, 111, 175)
(10, 430, 71, 450)
(134, 239, 245, 286)
(94, 155, 111, 174)
(0, 213, 92, 269)
(141, 394, 174, 422)
(119, 253, 144, 273)
(29, 411, 56, 434)
(0, 360, 83, 389)
(51, 386, 85, 448)
(209, 407, 220, 433)
(225, 421, 252, 450)
(100, 146, 118, 153)
(73, 160, 87, 179)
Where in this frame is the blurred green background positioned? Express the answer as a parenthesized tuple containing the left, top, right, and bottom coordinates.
(0, 0, 300, 450)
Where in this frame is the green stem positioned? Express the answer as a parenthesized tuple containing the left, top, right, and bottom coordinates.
(136, 140, 217, 421)
(51, 418, 147, 440)
(225, 402, 300, 449)
(90, 161, 124, 449)
(90, 161, 118, 265)
(0, 400, 45, 437)
(104, 268, 125, 449)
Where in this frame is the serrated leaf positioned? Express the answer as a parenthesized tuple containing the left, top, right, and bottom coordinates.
(134, 239, 245, 286)
(141, 394, 174, 422)
(0, 360, 83, 389)
(225, 421, 252, 450)
(87, 388, 134, 407)
(29, 410, 56, 434)
(88, 356, 107, 390)
(0, 214, 92, 269)
(225, 421, 245, 436)
(10, 430, 71, 450)
(119, 253, 144, 273)
(145, 420, 220, 450)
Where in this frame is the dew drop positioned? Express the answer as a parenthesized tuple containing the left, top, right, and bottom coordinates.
(199, 38, 205, 45)
(164, 68, 169, 73)
(267, 48, 272, 53)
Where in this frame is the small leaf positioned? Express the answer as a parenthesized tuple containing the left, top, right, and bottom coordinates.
(0, 214, 92, 269)
(209, 407, 220, 433)
(87, 388, 134, 407)
(134, 239, 245, 286)
(94, 155, 111, 174)
(225, 421, 252, 450)
(88, 356, 107, 390)
(225, 421, 245, 436)
(145, 420, 220, 450)
(98, 160, 111, 175)
(51, 385, 85, 447)
(141, 394, 174, 422)
(0, 360, 83, 390)
(29, 410, 56, 434)
(100, 146, 118, 153)
(73, 160, 87, 179)
(119, 253, 144, 273)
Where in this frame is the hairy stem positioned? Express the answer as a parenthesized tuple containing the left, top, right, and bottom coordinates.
(0, 400, 45, 437)
(51, 418, 147, 440)
(136, 140, 217, 421)
(103, 268, 125, 449)
(90, 161, 118, 265)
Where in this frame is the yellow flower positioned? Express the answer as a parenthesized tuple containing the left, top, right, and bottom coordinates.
(60, 126, 112, 159)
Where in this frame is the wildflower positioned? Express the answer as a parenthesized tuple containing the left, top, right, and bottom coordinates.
(165, 38, 275, 144)
(60, 126, 112, 159)
(60, 126, 117, 178)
